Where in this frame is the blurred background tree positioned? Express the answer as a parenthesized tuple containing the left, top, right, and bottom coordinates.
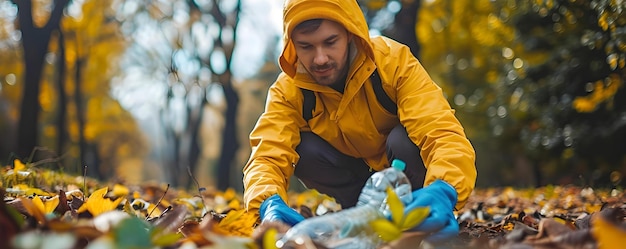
(493, 0, 626, 187)
(0, 0, 147, 182)
(110, 0, 243, 189)
(0, 0, 624, 190)
(417, 0, 625, 187)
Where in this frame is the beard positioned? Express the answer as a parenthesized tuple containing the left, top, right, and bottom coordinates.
(309, 62, 343, 86)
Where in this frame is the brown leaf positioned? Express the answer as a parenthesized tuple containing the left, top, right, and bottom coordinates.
(72, 225, 104, 240)
(379, 231, 427, 249)
(5, 198, 28, 216)
(528, 228, 595, 249)
(520, 213, 539, 228)
(531, 218, 574, 240)
(179, 220, 200, 238)
(505, 221, 538, 242)
(54, 189, 70, 215)
(574, 213, 593, 229)
(179, 220, 213, 247)
(151, 205, 189, 233)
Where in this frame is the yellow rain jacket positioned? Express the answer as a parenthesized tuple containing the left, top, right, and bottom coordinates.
(243, 0, 477, 220)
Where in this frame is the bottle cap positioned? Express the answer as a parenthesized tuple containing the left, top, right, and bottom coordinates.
(391, 159, 406, 171)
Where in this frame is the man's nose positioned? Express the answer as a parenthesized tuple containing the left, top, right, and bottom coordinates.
(313, 47, 329, 65)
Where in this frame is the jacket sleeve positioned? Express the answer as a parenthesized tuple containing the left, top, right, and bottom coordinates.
(383, 43, 477, 210)
(242, 80, 305, 221)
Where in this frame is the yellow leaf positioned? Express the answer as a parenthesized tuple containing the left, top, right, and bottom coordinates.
(219, 209, 245, 226)
(592, 212, 626, 249)
(386, 187, 404, 226)
(213, 209, 256, 237)
(19, 197, 46, 224)
(32, 196, 46, 215)
(152, 232, 183, 246)
(25, 187, 54, 197)
(123, 198, 135, 215)
(370, 218, 402, 242)
(12, 184, 29, 190)
(77, 187, 124, 216)
(400, 207, 429, 231)
(13, 184, 53, 196)
(223, 188, 237, 200)
(112, 184, 129, 197)
(14, 159, 26, 171)
(263, 228, 279, 249)
(146, 203, 163, 216)
(228, 199, 241, 210)
(44, 196, 59, 214)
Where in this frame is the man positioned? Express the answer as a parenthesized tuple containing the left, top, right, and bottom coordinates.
(243, 0, 476, 243)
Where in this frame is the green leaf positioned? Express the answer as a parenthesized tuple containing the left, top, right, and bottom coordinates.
(400, 207, 430, 231)
(370, 218, 402, 242)
(385, 187, 404, 226)
(151, 232, 183, 246)
(4, 204, 25, 228)
(113, 217, 152, 249)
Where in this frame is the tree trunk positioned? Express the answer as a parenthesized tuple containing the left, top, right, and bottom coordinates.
(54, 30, 67, 163)
(160, 102, 178, 185)
(217, 82, 239, 191)
(74, 57, 95, 178)
(13, 0, 70, 160)
(179, 93, 207, 189)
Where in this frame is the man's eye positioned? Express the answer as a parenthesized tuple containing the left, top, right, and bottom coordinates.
(299, 45, 312, 50)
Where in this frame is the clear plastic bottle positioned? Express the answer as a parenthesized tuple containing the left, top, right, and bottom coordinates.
(276, 204, 384, 249)
(276, 159, 413, 249)
(357, 159, 413, 216)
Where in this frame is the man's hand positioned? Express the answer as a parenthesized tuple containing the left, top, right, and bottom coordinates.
(405, 179, 459, 243)
(259, 194, 305, 226)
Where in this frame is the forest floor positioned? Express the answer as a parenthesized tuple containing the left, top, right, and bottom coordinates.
(1, 161, 625, 249)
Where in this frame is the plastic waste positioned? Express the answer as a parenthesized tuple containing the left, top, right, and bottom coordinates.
(356, 159, 413, 216)
(276, 159, 413, 249)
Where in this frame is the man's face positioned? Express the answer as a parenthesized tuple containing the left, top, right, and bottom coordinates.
(292, 20, 351, 86)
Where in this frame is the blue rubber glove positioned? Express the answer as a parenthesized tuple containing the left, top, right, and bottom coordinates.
(259, 194, 305, 226)
(405, 179, 459, 243)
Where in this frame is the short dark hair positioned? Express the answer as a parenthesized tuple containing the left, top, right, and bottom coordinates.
(293, 19, 324, 34)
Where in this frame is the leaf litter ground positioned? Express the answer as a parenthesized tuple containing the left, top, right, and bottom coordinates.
(2, 161, 625, 249)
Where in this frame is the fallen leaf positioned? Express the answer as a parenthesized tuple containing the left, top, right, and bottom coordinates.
(531, 218, 574, 240)
(591, 208, 626, 249)
(77, 187, 124, 216)
(112, 184, 129, 197)
(151, 205, 189, 233)
(14, 159, 26, 171)
(371, 218, 402, 242)
(19, 197, 46, 224)
(113, 216, 152, 248)
(32, 195, 59, 214)
(386, 187, 404, 226)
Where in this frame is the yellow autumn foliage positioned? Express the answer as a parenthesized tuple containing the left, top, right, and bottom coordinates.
(573, 74, 623, 113)
(77, 187, 125, 216)
(592, 211, 626, 249)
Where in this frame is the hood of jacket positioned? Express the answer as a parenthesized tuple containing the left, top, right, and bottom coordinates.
(279, 0, 375, 78)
